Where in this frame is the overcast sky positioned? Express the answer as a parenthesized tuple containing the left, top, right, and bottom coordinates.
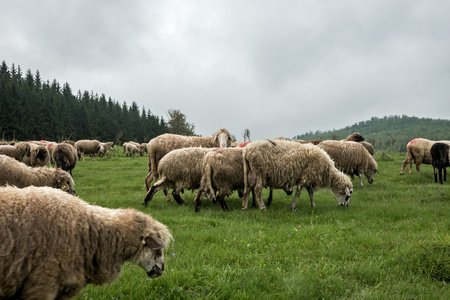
(2, 0, 449, 141)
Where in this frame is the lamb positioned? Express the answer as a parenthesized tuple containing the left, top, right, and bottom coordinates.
(126, 143, 141, 158)
(318, 140, 378, 186)
(242, 140, 353, 210)
(143, 147, 213, 206)
(23, 142, 51, 167)
(0, 141, 31, 162)
(52, 142, 78, 175)
(145, 128, 235, 191)
(0, 154, 76, 195)
(431, 142, 450, 184)
(0, 185, 172, 300)
(75, 139, 105, 161)
(98, 141, 114, 157)
(126, 141, 145, 157)
(400, 138, 450, 175)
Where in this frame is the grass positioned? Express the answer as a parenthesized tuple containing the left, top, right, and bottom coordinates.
(72, 149, 449, 299)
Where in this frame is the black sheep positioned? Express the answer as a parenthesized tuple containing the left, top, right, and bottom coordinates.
(431, 142, 450, 184)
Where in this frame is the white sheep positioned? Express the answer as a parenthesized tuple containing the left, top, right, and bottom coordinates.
(318, 140, 378, 186)
(242, 140, 353, 210)
(400, 138, 450, 175)
(0, 185, 172, 300)
(0, 141, 31, 162)
(145, 128, 235, 191)
(75, 139, 105, 161)
(126, 143, 141, 158)
(143, 147, 213, 206)
(0, 154, 76, 195)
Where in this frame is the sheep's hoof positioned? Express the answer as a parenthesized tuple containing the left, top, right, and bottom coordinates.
(241, 207, 248, 211)
(142, 202, 148, 207)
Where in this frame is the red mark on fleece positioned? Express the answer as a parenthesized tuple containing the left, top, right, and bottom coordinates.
(56, 168, 60, 171)
(238, 142, 252, 148)
(409, 138, 419, 145)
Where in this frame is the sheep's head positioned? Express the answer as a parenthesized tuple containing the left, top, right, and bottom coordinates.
(346, 132, 365, 142)
(130, 218, 173, 279)
(212, 129, 235, 148)
(55, 169, 76, 195)
(365, 160, 379, 184)
(331, 171, 353, 206)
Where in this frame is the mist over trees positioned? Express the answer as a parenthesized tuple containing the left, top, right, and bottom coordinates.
(0, 61, 195, 144)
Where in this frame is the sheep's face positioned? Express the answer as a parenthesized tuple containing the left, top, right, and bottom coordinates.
(133, 235, 166, 278)
(213, 129, 234, 148)
(331, 186, 353, 206)
(55, 171, 76, 195)
(365, 166, 379, 184)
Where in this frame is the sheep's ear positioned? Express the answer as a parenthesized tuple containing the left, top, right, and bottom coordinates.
(345, 187, 352, 197)
(144, 236, 165, 250)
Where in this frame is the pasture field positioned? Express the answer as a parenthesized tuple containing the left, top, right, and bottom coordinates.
(72, 149, 449, 299)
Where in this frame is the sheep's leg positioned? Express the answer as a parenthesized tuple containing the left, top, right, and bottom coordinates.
(163, 188, 172, 202)
(254, 179, 266, 210)
(144, 172, 153, 191)
(216, 194, 229, 212)
(251, 190, 257, 208)
(439, 168, 443, 184)
(194, 189, 204, 212)
(172, 188, 185, 206)
(434, 168, 439, 183)
(290, 185, 302, 211)
(267, 187, 273, 207)
(359, 174, 364, 186)
(242, 187, 250, 211)
(415, 158, 422, 173)
(306, 186, 315, 207)
(444, 168, 447, 182)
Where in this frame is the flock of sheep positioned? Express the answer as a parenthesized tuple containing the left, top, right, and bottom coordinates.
(1, 130, 449, 299)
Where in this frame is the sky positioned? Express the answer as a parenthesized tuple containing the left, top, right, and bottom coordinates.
(2, 0, 449, 141)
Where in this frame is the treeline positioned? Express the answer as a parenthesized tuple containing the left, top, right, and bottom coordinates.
(0, 61, 169, 144)
(296, 115, 450, 152)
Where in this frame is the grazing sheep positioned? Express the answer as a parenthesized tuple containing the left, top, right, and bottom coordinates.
(126, 141, 145, 157)
(342, 132, 365, 142)
(431, 142, 450, 184)
(0, 141, 31, 162)
(126, 143, 141, 158)
(400, 138, 450, 175)
(98, 141, 114, 157)
(242, 140, 353, 210)
(75, 139, 104, 161)
(318, 140, 378, 186)
(0, 185, 172, 300)
(0, 154, 76, 195)
(145, 128, 235, 191)
(143, 147, 213, 206)
(52, 142, 78, 175)
(193, 147, 292, 212)
(23, 142, 51, 167)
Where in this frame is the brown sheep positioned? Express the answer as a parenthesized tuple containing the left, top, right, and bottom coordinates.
(318, 140, 378, 186)
(400, 138, 450, 175)
(0, 186, 172, 299)
(242, 140, 353, 210)
(52, 142, 78, 175)
(0, 141, 31, 162)
(23, 142, 51, 167)
(0, 154, 76, 195)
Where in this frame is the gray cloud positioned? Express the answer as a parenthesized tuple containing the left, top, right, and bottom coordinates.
(2, 0, 449, 140)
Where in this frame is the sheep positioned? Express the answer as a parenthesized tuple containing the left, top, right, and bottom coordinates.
(342, 132, 365, 142)
(145, 128, 235, 192)
(98, 141, 114, 157)
(242, 139, 353, 210)
(318, 140, 378, 186)
(143, 147, 213, 206)
(75, 139, 105, 161)
(126, 141, 145, 157)
(52, 142, 78, 175)
(126, 143, 141, 158)
(400, 138, 450, 175)
(431, 142, 450, 184)
(0, 154, 76, 195)
(0, 141, 31, 162)
(23, 142, 51, 167)
(193, 147, 292, 212)
(0, 185, 172, 300)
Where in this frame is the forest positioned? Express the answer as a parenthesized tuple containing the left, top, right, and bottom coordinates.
(296, 115, 450, 152)
(0, 61, 180, 144)
(1, 61, 449, 151)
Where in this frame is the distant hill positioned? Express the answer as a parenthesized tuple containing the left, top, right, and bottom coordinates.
(295, 115, 450, 152)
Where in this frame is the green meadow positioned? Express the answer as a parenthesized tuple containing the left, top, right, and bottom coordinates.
(72, 149, 449, 299)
